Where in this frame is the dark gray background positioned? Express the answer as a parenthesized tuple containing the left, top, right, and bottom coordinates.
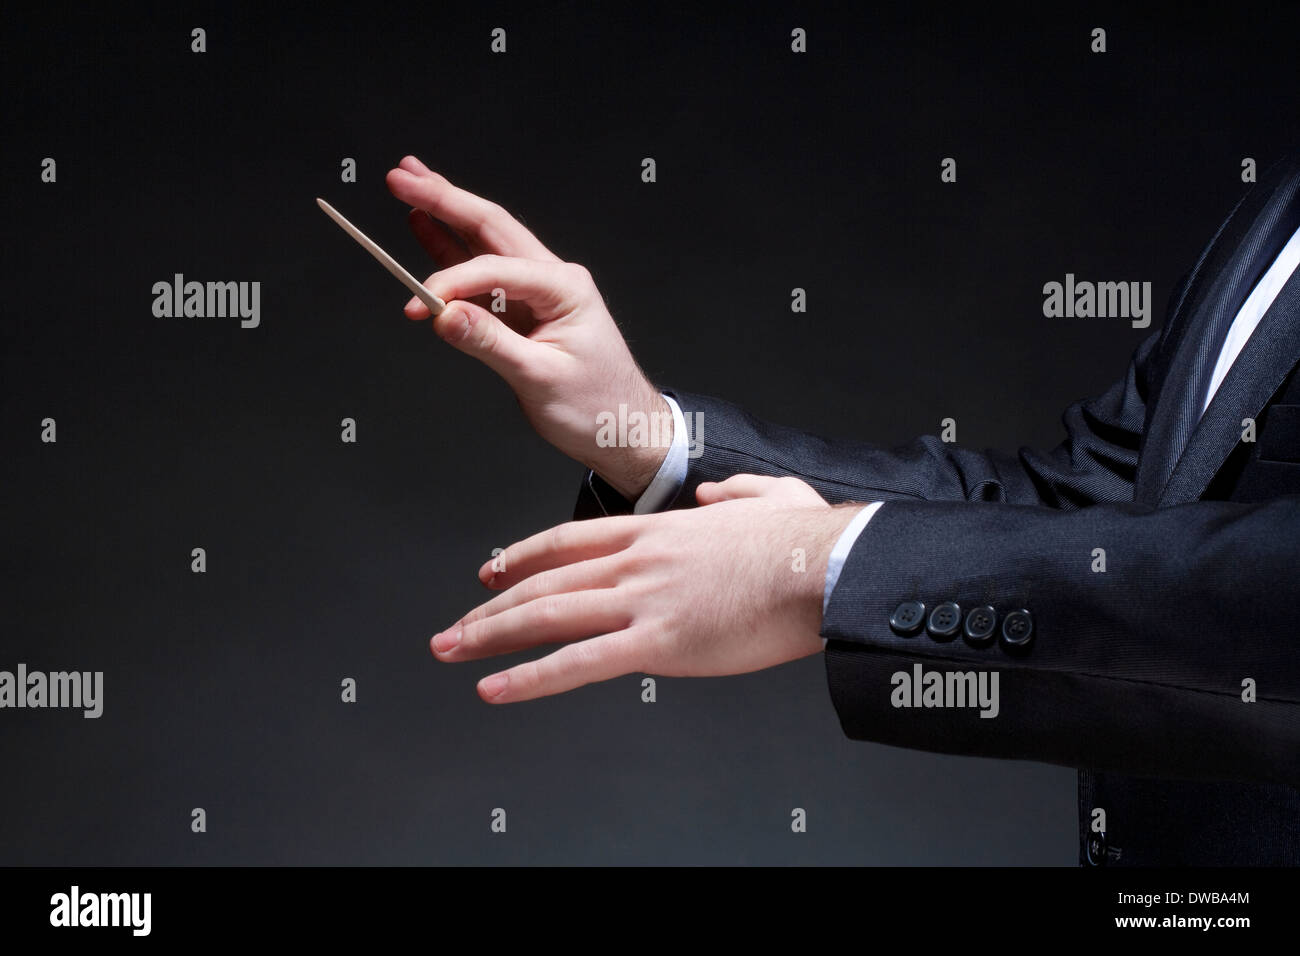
(3, 2, 1299, 864)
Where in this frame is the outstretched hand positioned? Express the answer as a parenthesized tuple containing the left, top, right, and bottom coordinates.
(431, 475, 866, 703)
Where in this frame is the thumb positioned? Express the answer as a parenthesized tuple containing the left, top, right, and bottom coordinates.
(432, 300, 541, 382)
(696, 474, 803, 505)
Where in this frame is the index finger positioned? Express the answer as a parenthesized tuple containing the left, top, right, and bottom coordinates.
(480, 516, 645, 590)
(386, 156, 562, 263)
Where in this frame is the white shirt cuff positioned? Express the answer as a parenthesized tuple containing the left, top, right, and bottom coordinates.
(821, 501, 884, 647)
(633, 393, 690, 515)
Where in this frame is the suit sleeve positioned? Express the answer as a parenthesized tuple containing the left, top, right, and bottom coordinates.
(570, 326, 1154, 519)
(574, 302, 1183, 520)
(821, 493, 1300, 787)
(655, 328, 1161, 512)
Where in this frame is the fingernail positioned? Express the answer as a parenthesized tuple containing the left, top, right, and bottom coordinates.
(479, 673, 509, 699)
(433, 623, 462, 654)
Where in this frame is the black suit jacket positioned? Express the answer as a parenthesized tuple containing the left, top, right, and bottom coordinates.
(574, 156, 1300, 865)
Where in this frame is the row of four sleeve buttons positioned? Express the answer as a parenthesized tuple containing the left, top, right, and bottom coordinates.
(889, 601, 1034, 651)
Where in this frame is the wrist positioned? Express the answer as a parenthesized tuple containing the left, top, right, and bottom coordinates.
(774, 502, 867, 632)
(592, 388, 672, 501)
(809, 503, 868, 607)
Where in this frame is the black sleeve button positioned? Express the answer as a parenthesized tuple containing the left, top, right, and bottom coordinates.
(889, 601, 926, 636)
(1001, 609, 1034, 650)
(963, 605, 997, 646)
(1086, 831, 1108, 866)
(926, 602, 962, 641)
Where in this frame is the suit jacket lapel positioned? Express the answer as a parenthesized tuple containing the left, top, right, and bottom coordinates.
(1135, 157, 1300, 505)
(1159, 268, 1300, 504)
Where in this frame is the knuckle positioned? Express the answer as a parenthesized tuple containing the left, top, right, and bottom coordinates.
(549, 523, 572, 555)
(612, 629, 650, 670)
(473, 201, 501, 229)
(613, 544, 656, 582)
(459, 617, 487, 649)
(473, 313, 500, 353)
(523, 568, 552, 602)
(477, 205, 511, 244)
(565, 261, 593, 287)
(567, 639, 600, 672)
(533, 594, 562, 627)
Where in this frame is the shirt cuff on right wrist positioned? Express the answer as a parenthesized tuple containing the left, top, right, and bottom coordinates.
(633, 393, 689, 515)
